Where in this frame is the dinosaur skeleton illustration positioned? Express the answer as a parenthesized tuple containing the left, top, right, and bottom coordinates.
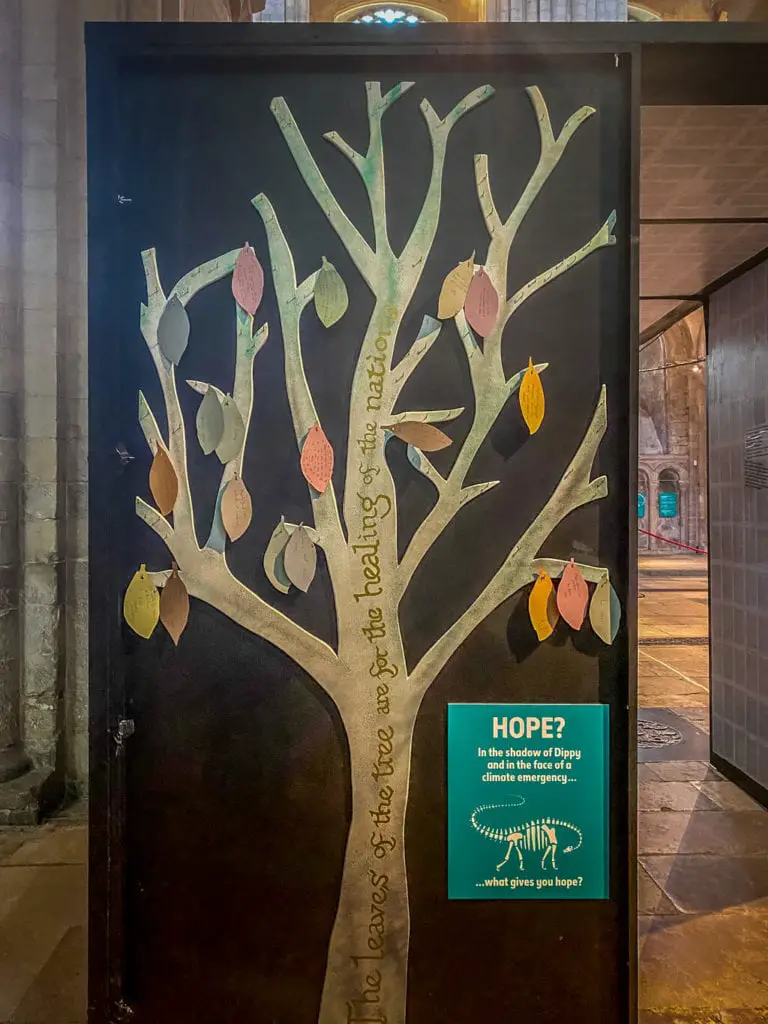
(471, 803, 584, 872)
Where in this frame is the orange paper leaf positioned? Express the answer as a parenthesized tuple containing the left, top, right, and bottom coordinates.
(160, 564, 189, 646)
(556, 560, 589, 631)
(232, 243, 264, 316)
(221, 473, 252, 542)
(384, 421, 452, 452)
(528, 571, 559, 641)
(437, 255, 474, 320)
(149, 445, 178, 516)
(300, 424, 334, 494)
(519, 358, 545, 435)
(464, 268, 499, 337)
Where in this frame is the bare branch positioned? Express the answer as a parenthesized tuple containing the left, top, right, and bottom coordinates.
(533, 558, 609, 585)
(409, 387, 608, 691)
(323, 132, 366, 174)
(391, 317, 442, 390)
(388, 407, 464, 426)
(406, 446, 445, 495)
(474, 154, 501, 238)
(459, 479, 499, 506)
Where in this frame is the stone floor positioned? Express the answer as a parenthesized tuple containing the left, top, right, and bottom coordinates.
(0, 554, 766, 1022)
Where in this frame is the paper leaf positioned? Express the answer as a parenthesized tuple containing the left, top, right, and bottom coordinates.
(417, 314, 440, 340)
(384, 421, 452, 452)
(221, 473, 252, 542)
(215, 395, 245, 465)
(157, 295, 190, 366)
(314, 257, 348, 328)
(159, 565, 189, 646)
(207, 488, 227, 554)
(519, 357, 545, 435)
(528, 571, 559, 642)
(263, 519, 291, 594)
(556, 559, 589, 631)
(283, 525, 317, 593)
(149, 445, 178, 517)
(196, 388, 224, 455)
(464, 267, 499, 337)
(437, 255, 474, 320)
(589, 576, 622, 644)
(283, 522, 320, 544)
(300, 423, 334, 494)
(123, 564, 159, 639)
(232, 242, 264, 316)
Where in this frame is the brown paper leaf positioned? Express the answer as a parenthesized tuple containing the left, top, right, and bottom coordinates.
(314, 257, 348, 328)
(384, 421, 452, 453)
(283, 525, 317, 593)
(215, 395, 245, 465)
(123, 564, 159, 639)
(221, 473, 252, 542)
(437, 255, 474, 320)
(589, 576, 622, 645)
(263, 519, 291, 594)
(157, 295, 190, 366)
(464, 267, 499, 337)
(300, 423, 334, 494)
(520, 357, 545, 435)
(557, 559, 589, 631)
(159, 565, 189, 646)
(232, 242, 264, 316)
(528, 571, 559, 642)
(149, 445, 178, 517)
(196, 388, 224, 455)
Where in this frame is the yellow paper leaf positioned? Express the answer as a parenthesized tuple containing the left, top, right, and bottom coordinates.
(149, 445, 178, 517)
(384, 421, 452, 452)
(314, 257, 348, 328)
(221, 473, 252, 542)
(123, 564, 159, 639)
(159, 565, 189, 646)
(519, 357, 545, 435)
(528, 571, 559, 641)
(589, 576, 622, 645)
(263, 519, 291, 594)
(437, 255, 474, 320)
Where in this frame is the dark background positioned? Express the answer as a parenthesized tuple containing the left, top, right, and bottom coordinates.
(89, 39, 632, 1024)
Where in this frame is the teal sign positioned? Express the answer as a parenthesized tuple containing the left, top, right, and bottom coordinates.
(637, 493, 646, 518)
(447, 704, 609, 900)
(658, 491, 678, 518)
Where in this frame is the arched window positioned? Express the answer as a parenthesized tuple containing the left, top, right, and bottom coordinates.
(335, 3, 446, 20)
(658, 469, 680, 520)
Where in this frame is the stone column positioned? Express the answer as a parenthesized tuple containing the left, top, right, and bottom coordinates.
(486, 0, 627, 20)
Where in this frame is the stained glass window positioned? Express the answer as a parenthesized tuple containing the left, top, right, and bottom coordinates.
(353, 7, 424, 21)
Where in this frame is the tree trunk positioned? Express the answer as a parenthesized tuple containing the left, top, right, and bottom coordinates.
(318, 707, 417, 1024)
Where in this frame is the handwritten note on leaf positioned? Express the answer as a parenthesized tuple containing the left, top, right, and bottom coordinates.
(589, 576, 621, 644)
(123, 565, 159, 639)
(283, 525, 317, 593)
(464, 267, 499, 337)
(528, 571, 559, 641)
(519, 358, 545, 435)
(216, 396, 246, 465)
(557, 560, 589, 630)
(221, 473, 252, 542)
(196, 388, 224, 455)
(300, 423, 334, 494)
(385, 421, 452, 452)
(160, 565, 189, 646)
(157, 295, 190, 366)
(149, 445, 178, 517)
(263, 519, 291, 594)
(232, 243, 264, 316)
(314, 257, 348, 328)
(438, 255, 474, 321)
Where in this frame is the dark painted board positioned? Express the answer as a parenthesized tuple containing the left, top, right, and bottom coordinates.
(88, 33, 634, 1024)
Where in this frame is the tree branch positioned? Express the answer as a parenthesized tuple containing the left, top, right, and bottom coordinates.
(388, 407, 464, 425)
(409, 387, 608, 692)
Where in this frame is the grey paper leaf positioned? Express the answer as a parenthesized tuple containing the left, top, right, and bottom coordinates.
(263, 519, 291, 594)
(216, 396, 246, 465)
(196, 388, 224, 456)
(283, 525, 317, 593)
(314, 257, 348, 328)
(158, 295, 190, 366)
(206, 487, 227, 553)
(416, 314, 440, 340)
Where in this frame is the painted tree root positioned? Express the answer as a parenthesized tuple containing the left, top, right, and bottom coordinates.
(135, 81, 618, 1024)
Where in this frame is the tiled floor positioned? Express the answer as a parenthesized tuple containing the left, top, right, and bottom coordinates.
(638, 554, 768, 1024)
(1, 554, 766, 1023)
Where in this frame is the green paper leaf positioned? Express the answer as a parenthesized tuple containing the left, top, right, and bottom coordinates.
(196, 388, 224, 456)
(263, 519, 291, 594)
(314, 257, 348, 328)
(283, 525, 317, 593)
(158, 295, 190, 366)
(216, 396, 246, 465)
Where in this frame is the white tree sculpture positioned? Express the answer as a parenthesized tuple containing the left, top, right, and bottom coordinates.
(130, 81, 618, 1024)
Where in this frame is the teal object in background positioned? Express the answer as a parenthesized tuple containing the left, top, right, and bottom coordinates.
(658, 491, 678, 517)
(637, 492, 646, 518)
(447, 704, 609, 900)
